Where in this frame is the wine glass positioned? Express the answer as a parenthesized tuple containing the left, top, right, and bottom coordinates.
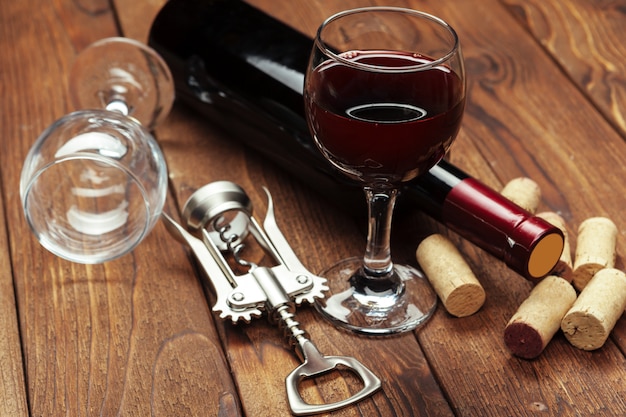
(20, 37, 174, 264)
(304, 7, 466, 335)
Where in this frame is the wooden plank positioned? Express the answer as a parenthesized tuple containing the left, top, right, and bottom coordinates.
(0, 9, 29, 406)
(502, 0, 626, 138)
(0, 2, 49, 415)
(0, 0, 241, 415)
(0, 231, 28, 414)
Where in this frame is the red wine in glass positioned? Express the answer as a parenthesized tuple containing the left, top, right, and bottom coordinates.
(307, 50, 465, 184)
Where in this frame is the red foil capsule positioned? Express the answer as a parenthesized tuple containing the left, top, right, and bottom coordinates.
(407, 163, 564, 280)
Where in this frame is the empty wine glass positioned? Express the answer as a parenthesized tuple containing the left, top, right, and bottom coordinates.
(304, 7, 466, 334)
(20, 37, 174, 264)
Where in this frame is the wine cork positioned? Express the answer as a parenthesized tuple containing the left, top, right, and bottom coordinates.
(572, 217, 617, 291)
(561, 268, 626, 351)
(416, 234, 485, 317)
(501, 177, 541, 214)
(536, 212, 573, 282)
(504, 276, 576, 358)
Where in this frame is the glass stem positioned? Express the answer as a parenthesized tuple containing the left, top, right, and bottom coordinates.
(363, 186, 397, 277)
(106, 98, 129, 116)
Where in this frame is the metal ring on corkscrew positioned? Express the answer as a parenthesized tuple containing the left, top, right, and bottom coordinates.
(161, 181, 382, 415)
(182, 180, 253, 254)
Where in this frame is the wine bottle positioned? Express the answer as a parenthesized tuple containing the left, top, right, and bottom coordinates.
(148, 0, 564, 280)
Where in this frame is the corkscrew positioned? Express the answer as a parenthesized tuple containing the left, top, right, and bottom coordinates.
(162, 181, 381, 416)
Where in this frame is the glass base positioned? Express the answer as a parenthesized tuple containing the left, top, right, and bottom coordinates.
(69, 37, 174, 130)
(315, 257, 437, 336)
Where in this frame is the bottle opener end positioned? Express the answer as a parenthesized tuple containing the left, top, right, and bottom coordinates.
(285, 340, 382, 416)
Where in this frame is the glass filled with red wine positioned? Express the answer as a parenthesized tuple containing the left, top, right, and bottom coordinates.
(304, 7, 466, 335)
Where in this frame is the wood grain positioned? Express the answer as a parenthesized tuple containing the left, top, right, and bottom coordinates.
(1, 0, 240, 415)
(0, 70, 28, 416)
(136, 0, 626, 415)
(3, 0, 626, 415)
(412, 1, 626, 415)
(503, 0, 626, 138)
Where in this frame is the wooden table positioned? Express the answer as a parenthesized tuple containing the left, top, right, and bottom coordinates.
(3, 0, 626, 415)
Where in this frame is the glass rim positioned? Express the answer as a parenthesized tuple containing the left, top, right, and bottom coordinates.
(20, 152, 160, 264)
(314, 6, 460, 73)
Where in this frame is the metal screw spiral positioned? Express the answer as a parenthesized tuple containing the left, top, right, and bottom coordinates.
(274, 304, 308, 351)
(213, 215, 256, 269)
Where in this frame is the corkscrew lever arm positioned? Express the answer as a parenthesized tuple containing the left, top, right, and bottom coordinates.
(261, 186, 310, 273)
(162, 212, 236, 291)
(161, 211, 267, 322)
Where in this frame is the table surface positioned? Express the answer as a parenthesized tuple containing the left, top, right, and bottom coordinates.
(3, 0, 626, 415)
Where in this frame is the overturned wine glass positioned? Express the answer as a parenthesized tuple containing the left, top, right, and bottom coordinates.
(20, 37, 173, 263)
